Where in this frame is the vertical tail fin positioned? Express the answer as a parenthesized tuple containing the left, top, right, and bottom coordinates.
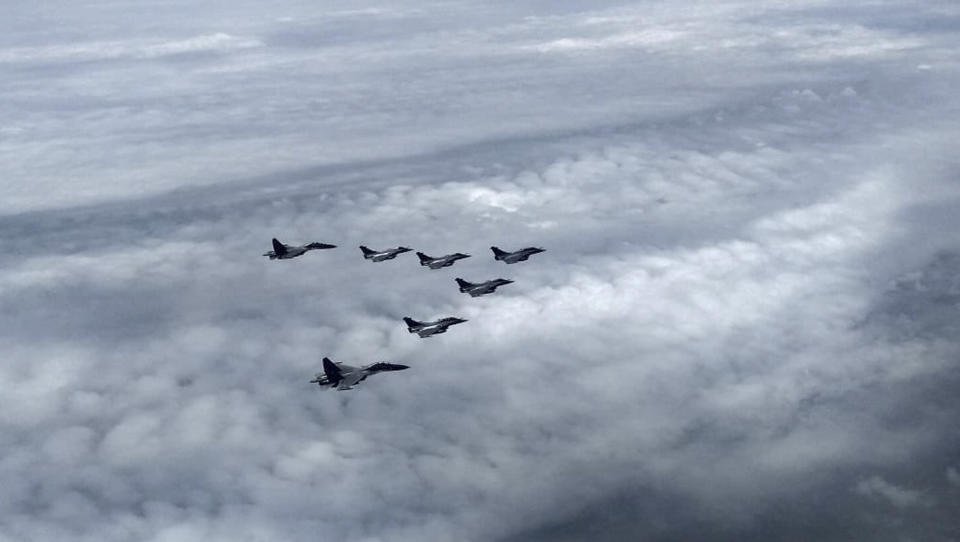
(403, 317, 424, 329)
(416, 252, 432, 263)
(455, 278, 474, 290)
(359, 246, 376, 256)
(491, 246, 508, 259)
(322, 357, 342, 385)
(272, 238, 287, 256)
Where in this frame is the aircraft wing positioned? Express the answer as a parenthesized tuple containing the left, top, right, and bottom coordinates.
(337, 369, 365, 390)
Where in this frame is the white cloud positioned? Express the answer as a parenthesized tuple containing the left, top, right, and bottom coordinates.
(1, 0, 960, 541)
(0, 33, 261, 64)
(855, 475, 928, 508)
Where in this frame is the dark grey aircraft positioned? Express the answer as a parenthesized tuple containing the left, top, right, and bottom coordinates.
(403, 316, 468, 338)
(491, 245, 545, 264)
(456, 277, 513, 297)
(263, 238, 336, 260)
(416, 251, 471, 269)
(310, 357, 409, 390)
(360, 245, 412, 262)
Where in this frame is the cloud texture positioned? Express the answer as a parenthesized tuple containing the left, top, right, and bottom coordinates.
(2, 1, 960, 541)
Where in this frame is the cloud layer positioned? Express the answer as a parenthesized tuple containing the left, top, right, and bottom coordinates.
(2, 1, 960, 541)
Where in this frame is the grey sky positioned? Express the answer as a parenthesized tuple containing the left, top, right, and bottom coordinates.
(1, 1, 959, 541)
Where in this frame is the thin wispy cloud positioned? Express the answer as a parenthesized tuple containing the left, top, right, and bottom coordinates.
(1, 1, 959, 541)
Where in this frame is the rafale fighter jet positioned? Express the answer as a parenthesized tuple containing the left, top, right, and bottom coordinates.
(491, 246, 545, 264)
(310, 357, 409, 390)
(403, 316, 468, 338)
(456, 278, 514, 297)
(263, 238, 336, 260)
(416, 251, 471, 269)
(360, 245, 412, 262)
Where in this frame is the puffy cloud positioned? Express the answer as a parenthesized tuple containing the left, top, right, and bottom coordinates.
(1, 0, 960, 541)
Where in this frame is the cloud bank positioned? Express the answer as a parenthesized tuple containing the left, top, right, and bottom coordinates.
(1, 1, 959, 541)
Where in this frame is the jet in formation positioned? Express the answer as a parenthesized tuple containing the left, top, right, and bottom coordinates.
(456, 277, 513, 297)
(491, 246, 545, 264)
(403, 316, 468, 338)
(360, 245, 413, 262)
(416, 251, 471, 269)
(264, 238, 337, 260)
(310, 357, 409, 390)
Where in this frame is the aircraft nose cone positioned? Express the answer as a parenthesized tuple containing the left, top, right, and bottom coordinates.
(395, 364, 410, 370)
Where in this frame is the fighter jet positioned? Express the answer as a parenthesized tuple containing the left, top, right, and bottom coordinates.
(310, 357, 409, 390)
(456, 277, 514, 297)
(491, 245, 545, 264)
(403, 316, 468, 338)
(263, 238, 336, 260)
(360, 245, 413, 262)
(416, 251, 471, 269)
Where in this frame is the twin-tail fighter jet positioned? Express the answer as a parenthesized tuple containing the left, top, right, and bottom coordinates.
(264, 238, 337, 260)
(455, 278, 513, 297)
(416, 251, 471, 269)
(360, 245, 412, 262)
(491, 246, 545, 264)
(403, 316, 468, 338)
(310, 357, 409, 390)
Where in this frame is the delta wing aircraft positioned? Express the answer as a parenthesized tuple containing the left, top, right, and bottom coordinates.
(310, 357, 409, 390)
(456, 277, 513, 297)
(360, 245, 412, 262)
(491, 245, 545, 264)
(263, 238, 337, 260)
(416, 251, 471, 269)
(403, 316, 468, 338)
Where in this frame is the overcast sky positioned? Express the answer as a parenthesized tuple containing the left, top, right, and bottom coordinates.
(2, 1, 959, 541)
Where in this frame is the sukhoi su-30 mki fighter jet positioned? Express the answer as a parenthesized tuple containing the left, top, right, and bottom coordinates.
(416, 251, 471, 269)
(310, 357, 409, 390)
(491, 245, 545, 264)
(455, 278, 514, 297)
(263, 238, 336, 260)
(360, 245, 412, 262)
(403, 316, 468, 338)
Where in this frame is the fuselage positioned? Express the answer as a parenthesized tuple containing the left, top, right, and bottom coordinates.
(269, 246, 308, 259)
(364, 247, 411, 262)
(406, 317, 467, 337)
(418, 252, 470, 269)
(498, 248, 544, 264)
(311, 361, 409, 390)
(265, 241, 335, 260)
(460, 279, 513, 296)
